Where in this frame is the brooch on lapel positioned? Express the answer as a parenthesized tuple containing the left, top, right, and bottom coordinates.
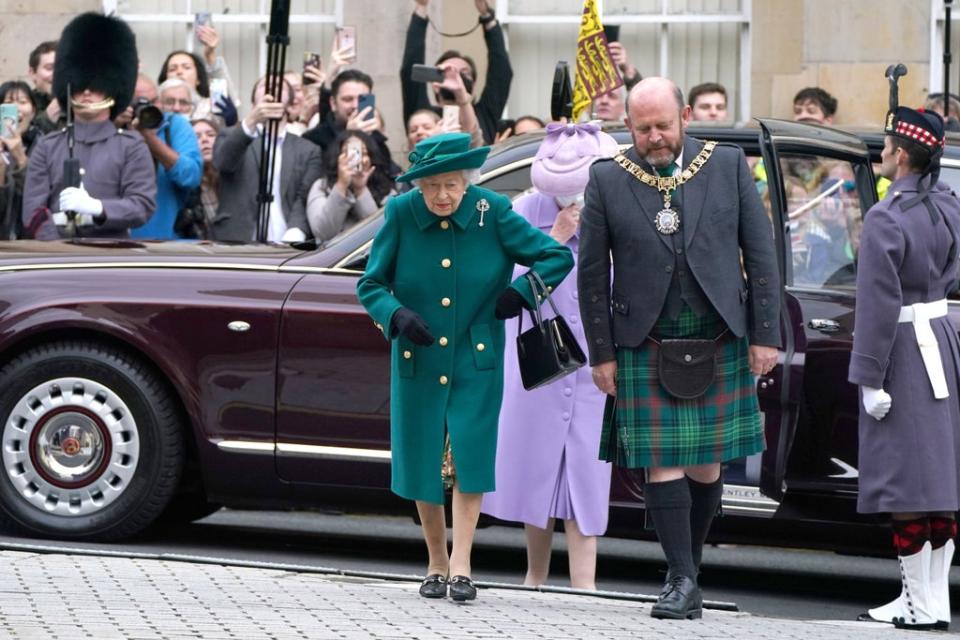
(477, 198, 490, 227)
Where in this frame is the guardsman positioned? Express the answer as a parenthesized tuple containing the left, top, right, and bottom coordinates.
(21, 13, 156, 239)
(851, 69, 960, 632)
(357, 132, 572, 602)
(578, 77, 781, 619)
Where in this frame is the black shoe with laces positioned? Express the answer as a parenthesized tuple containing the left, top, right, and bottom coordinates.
(418, 574, 447, 599)
(650, 575, 703, 620)
(448, 575, 477, 602)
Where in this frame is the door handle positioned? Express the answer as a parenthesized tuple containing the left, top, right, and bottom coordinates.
(808, 318, 840, 333)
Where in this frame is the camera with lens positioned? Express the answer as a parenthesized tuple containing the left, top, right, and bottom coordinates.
(132, 97, 163, 130)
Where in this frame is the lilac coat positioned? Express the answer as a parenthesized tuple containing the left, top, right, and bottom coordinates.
(481, 191, 612, 535)
(849, 174, 960, 513)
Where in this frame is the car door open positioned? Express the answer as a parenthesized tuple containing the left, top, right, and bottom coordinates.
(757, 119, 877, 520)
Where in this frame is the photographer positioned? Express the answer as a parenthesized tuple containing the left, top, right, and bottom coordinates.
(400, 0, 512, 145)
(119, 74, 202, 240)
(306, 130, 395, 243)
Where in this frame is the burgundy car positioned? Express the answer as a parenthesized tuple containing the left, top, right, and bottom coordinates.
(0, 118, 957, 542)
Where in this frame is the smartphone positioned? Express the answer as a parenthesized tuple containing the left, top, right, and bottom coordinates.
(194, 12, 212, 37)
(335, 25, 357, 62)
(0, 104, 18, 138)
(302, 52, 321, 84)
(442, 104, 459, 130)
(209, 78, 228, 106)
(357, 93, 375, 121)
(345, 137, 364, 173)
(411, 64, 445, 84)
(603, 24, 620, 43)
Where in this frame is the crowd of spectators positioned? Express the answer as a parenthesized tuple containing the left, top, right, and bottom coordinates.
(0, 2, 925, 245)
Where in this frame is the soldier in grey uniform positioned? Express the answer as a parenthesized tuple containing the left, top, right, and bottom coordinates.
(21, 13, 156, 240)
(851, 85, 960, 630)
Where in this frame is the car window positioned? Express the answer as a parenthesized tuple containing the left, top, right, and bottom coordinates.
(939, 162, 960, 195)
(482, 165, 532, 200)
(780, 154, 865, 290)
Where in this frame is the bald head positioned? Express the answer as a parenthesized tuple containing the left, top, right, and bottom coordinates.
(624, 77, 691, 169)
(627, 77, 685, 115)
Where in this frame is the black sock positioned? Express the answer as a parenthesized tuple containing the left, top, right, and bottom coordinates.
(688, 476, 723, 572)
(644, 478, 696, 581)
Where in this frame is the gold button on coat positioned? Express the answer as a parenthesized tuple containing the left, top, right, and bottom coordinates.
(403, 350, 412, 359)
(439, 375, 448, 385)
(439, 337, 448, 346)
(441, 258, 451, 268)
(441, 297, 451, 307)
(440, 220, 450, 229)
(476, 343, 485, 352)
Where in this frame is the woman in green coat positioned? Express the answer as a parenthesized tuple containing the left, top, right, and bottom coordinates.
(357, 133, 573, 602)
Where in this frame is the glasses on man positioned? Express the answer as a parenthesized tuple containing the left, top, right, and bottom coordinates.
(162, 98, 194, 109)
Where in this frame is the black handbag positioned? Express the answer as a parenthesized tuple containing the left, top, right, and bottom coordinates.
(516, 271, 586, 390)
(652, 330, 727, 400)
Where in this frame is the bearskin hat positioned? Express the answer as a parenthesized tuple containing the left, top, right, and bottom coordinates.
(52, 13, 138, 119)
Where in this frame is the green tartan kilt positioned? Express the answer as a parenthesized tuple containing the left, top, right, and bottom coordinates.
(599, 306, 765, 468)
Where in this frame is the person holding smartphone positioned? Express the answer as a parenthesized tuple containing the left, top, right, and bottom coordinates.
(302, 70, 401, 180)
(157, 17, 237, 128)
(0, 81, 41, 238)
(305, 130, 395, 243)
(400, 0, 513, 145)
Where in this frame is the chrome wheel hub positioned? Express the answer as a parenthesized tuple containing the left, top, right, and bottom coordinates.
(2, 377, 140, 516)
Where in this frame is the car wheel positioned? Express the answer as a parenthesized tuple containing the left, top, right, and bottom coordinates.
(0, 341, 184, 540)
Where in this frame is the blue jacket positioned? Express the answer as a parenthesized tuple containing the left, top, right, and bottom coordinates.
(130, 112, 202, 240)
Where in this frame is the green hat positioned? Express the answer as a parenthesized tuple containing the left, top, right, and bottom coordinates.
(397, 132, 491, 183)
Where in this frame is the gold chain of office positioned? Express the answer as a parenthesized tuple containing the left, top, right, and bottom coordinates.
(613, 141, 717, 235)
(613, 140, 717, 199)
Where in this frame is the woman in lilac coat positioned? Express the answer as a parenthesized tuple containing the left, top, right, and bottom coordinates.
(481, 123, 617, 589)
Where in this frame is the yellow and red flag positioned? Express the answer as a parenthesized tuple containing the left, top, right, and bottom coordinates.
(572, 0, 623, 120)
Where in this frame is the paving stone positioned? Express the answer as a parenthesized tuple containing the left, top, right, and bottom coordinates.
(0, 550, 928, 640)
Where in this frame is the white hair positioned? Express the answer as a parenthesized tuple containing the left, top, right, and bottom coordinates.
(158, 78, 199, 105)
(411, 168, 482, 189)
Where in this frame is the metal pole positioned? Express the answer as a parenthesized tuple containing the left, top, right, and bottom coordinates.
(945, 0, 953, 118)
(255, 0, 291, 243)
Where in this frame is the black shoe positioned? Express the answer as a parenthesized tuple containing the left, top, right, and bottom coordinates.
(650, 575, 703, 620)
(419, 574, 447, 599)
(448, 575, 477, 602)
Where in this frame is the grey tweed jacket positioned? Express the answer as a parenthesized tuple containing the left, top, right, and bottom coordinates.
(211, 124, 323, 242)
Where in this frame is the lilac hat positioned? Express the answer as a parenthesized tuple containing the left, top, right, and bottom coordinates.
(530, 122, 620, 197)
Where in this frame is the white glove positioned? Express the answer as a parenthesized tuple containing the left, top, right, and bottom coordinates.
(51, 212, 101, 227)
(59, 185, 104, 217)
(862, 386, 892, 421)
(281, 227, 307, 243)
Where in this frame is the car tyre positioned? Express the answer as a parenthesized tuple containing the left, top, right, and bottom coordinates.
(0, 341, 184, 540)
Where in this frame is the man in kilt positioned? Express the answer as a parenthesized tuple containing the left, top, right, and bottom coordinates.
(851, 87, 960, 631)
(578, 77, 781, 619)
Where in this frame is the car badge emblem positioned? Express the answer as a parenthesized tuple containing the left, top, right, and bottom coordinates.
(655, 208, 681, 235)
(477, 198, 490, 227)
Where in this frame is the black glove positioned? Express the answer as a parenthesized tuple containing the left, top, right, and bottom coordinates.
(215, 95, 238, 127)
(494, 287, 528, 320)
(390, 308, 435, 346)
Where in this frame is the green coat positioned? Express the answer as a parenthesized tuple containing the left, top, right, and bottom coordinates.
(357, 185, 574, 504)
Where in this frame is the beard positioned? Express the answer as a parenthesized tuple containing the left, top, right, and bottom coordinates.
(644, 145, 678, 168)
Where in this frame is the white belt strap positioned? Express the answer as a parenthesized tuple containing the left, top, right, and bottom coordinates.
(898, 298, 949, 399)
